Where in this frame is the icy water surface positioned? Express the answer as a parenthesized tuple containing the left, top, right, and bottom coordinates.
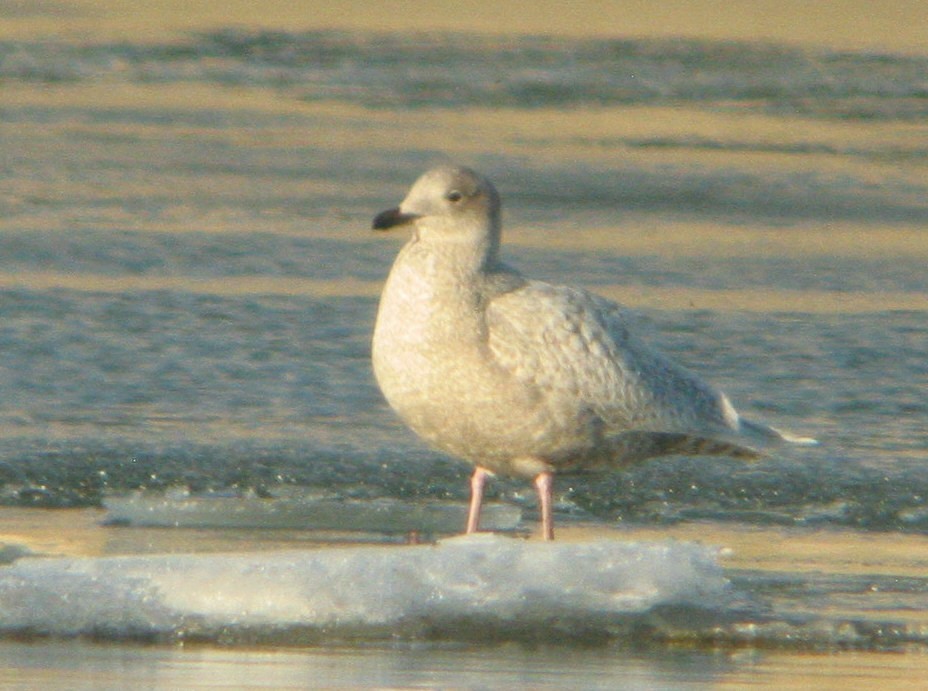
(1, 0, 927, 687)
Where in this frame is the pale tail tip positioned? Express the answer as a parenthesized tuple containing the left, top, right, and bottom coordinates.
(741, 418, 818, 447)
(777, 429, 819, 446)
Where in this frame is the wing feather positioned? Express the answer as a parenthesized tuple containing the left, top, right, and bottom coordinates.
(486, 281, 736, 437)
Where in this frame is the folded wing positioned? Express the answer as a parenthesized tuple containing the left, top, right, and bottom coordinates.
(486, 280, 812, 461)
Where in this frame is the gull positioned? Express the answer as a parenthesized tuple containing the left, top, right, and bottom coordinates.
(371, 165, 815, 540)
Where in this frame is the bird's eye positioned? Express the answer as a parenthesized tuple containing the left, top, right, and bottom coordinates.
(446, 190, 463, 203)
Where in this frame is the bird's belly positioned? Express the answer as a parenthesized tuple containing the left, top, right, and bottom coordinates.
(374, 333, 602, 474)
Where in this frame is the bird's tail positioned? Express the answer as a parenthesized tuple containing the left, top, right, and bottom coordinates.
(738, 417, 819, 448)
(600, 420, 817, 469)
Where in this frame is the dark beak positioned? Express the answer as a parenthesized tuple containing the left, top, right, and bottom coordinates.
(372, 207, 419, 231)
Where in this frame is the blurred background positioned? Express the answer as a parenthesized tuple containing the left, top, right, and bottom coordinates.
(1, 0, 926, 529)
(3, 3, 928, 684)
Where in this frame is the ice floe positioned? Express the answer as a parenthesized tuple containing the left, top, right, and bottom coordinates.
(0, 535, 729, 644)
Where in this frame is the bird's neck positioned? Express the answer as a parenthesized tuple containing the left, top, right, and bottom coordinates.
(414, 218, 501, 277)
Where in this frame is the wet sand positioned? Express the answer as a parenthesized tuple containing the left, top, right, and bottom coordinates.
(6, 505, 928, 573)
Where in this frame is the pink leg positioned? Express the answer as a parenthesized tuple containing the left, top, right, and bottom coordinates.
(466, 466, 490, 534)
(534, 471, 555, 541)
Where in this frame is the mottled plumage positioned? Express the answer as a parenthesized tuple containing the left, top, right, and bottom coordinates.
(372, 165, 814, 539)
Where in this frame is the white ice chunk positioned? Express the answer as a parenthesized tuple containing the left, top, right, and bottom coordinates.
(103, 493, 522, 533)
(0, 535, 730, 643)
